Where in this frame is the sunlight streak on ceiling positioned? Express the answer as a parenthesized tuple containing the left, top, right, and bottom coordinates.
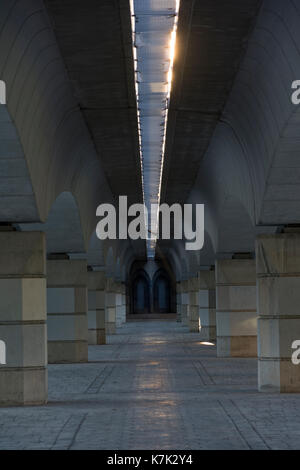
(130, 0, 180, 258)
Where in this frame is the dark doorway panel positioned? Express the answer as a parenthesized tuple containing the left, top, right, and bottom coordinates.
(132, 270, 151, 314)
(153, 271, 171, 313)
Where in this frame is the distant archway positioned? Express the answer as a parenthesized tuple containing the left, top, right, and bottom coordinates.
(132, 270, 150, 314)
(153, 269, 171, 313)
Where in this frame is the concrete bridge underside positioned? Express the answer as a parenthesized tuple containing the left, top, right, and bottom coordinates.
(0, 0, 300, 450)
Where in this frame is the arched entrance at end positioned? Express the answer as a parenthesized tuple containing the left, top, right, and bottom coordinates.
(153, 269, 171, 313)
(132, 269, 150, 314)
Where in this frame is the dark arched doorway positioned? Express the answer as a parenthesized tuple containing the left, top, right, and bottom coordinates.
(132, 270, 150, 313)
(153, 270, 171, 313)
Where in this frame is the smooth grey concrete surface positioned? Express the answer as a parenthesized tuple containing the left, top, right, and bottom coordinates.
(105, 278, 118, 335)
(256, 234, 300, 392)
(47, 259, 88, 364)
(176, 281, 182, 322)
(1, 321, 300, 449)
(216, 259, 257, 358)
(161, 0, 263, 207)
(198, 270, 216, 342)
(188, 277, 200, 333)
(159, 0, 300, 266)
(0, 231, 47, 406)
(44, 0, 143, 208)
(88, 271, 106, 345)
(180, 280, 189, 326)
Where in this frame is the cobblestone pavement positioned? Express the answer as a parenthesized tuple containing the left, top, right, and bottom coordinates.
(1, 320, 300, 449)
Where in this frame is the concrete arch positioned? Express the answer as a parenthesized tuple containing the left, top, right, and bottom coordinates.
(87, 230, 105, 267)
(216, 196, 257, 255)
(162, 247, 183, 282)
(0, 103, 38, 221)
(160, 240, 190, 281)
(219, 0, 300, 225)
(105, 245, 115, 278)
(119, 243, 136, 282)
(0, 0, 113, 247)
(200, 230, 215, 267)
(114, 257, 121, 282)
(189, 122, 257, 255)
(185, 251, 198, 279)
(19, 191, 86, 254)
(184, 0, 300, 256)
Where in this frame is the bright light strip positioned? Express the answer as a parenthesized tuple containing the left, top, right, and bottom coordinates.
(130, 0, 145, 205)
(130, 0, 180, 258)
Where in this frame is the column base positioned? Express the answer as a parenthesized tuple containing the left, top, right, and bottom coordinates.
(0, 367, 47, 406)
(106, 323, 116, 335)
(181, 315, 188, 326)
(189, 320, 199, 332)
(181, 304, 188, 326)
(217, 335, 257, 357)
(259, 359, 300, 393)
(88, 328, 106, 345)
(48, 340, 88, 363)
(199, 326, 216, 342)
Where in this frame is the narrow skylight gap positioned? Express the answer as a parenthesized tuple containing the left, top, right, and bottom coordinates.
(130, 0, 180, 258)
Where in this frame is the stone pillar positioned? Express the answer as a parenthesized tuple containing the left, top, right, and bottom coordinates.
(188, 277, 200, 332)
(47, 259, 88, 363)
(216, 258, 257, 357)
(198, 269, 216, 341)
(88, 271, 106, 345)
(115, 282, 123, 327)
(181, 280, 189, 326)
(256, 234, 300, 392)
(176, 282, 182, 322)
(105, 278, 117, 334)
(121, 284, 127, 323)
(0, 231, 47, 405)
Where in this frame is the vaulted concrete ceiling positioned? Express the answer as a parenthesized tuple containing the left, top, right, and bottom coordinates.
(44, 0, 143, 207)
(161, 0, 263, 206)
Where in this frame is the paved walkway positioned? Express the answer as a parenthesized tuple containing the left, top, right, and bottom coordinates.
(1, 320, 300, 449)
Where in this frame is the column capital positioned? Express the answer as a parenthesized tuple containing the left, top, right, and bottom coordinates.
(47, 258, 87, 287)
(256, 233, 300, 275)
(198, 270, 215, 289)
(0, 231, 46, 277)
(215, 258, 256, 285)
(88, 270, 106, 290)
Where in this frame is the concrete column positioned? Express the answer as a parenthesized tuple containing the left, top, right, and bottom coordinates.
(105, 278, 117, 334)
(256, 234, 300, 392)
(198, 269, 216, 341)
(181, 280, 189, 326)
(121, 284, 127, 323)
(115, 282, 123, 327)
(88, 271, 106, 345)
(188, 277, 200, 332)
(0, 231, 47, 406)
(47, 259, 88, 363)
(176, 282, 182, 322)
(216, 259, 257, 357)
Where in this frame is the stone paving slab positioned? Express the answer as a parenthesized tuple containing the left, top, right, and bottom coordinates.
(0, 321, 300, 449)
